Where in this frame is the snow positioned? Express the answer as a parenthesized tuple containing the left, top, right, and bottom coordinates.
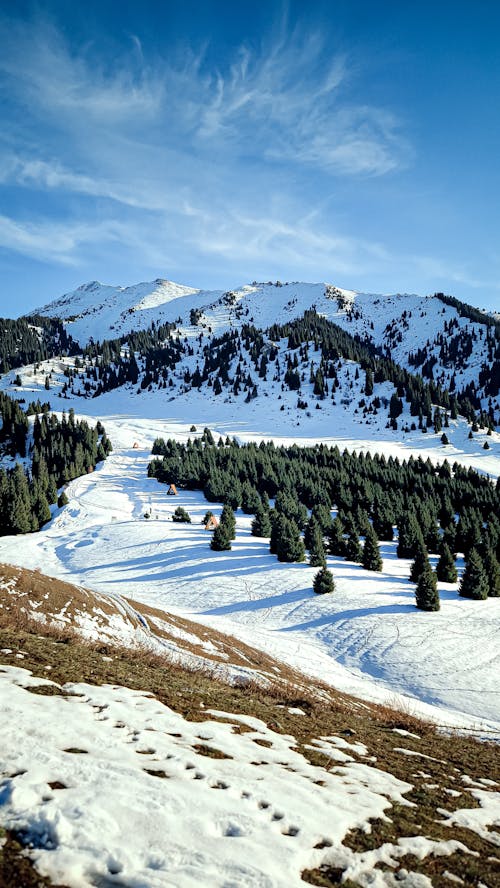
(31, 276, 500, 419)
(0, 664, 417, 887)
(438, 790, 500, 846)
(2, 276, 500, 884)
(2, 665, 497, 887)
(0, 409, 499, 734)
(2, 276, 500, 734)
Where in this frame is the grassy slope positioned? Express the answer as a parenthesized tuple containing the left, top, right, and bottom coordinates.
(0, 568, 499, 888)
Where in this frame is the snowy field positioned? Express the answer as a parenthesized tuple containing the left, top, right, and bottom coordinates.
(1, 380, 500, 734)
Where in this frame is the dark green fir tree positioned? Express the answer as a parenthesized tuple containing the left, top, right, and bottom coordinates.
(308, 523, 327, 568)
(251, 504, 271, 537)
(410, 535, 428, 583)
(220, 503, 236, 539)
(327, 516, 345, 556)
(436, 542, 458, 583)
(362, 523, 383, 572)
(172, 506, 191, 523)
(276, 516, 305, 563)
(415, 559, 440, 611)
(210, 521, 232, 551)
(459, 548, 489, 600)
(478, 545, 500, 598)
(344, 528, 363, 563)
(313, 567, 335, 595)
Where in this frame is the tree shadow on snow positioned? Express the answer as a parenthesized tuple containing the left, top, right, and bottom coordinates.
(201, 584, 311, 616)
(279, 601, 415, 633)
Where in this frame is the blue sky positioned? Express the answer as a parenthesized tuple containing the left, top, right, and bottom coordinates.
(1, 0, 499, 316)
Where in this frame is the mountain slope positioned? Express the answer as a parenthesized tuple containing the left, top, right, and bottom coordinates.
(32, 278, 500, 421)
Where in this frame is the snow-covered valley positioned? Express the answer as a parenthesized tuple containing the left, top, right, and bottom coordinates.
(0, 404, 499, 733)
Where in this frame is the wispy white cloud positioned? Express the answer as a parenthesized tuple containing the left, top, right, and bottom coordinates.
(0, 10, 414, 287)
(0, 18, 163, 124)
(191, 31, 408, 176)
(0, 12, 408, 177)
(0, 214, 129, 266)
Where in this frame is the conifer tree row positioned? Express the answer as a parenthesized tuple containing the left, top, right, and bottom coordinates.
(149, 436, 499, 539)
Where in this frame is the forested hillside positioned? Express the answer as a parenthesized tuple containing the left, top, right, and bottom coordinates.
(32, 278, 500, 424)
(0, 391, 112, 535)
(0, 315, 77, 374)
(149, 435, 500, 608)
(32, 309, 496, 433)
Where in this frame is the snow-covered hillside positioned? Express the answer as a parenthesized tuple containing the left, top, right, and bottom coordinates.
(34, 278, 219, 344)
(33, 277, 500, 420)
(1, 409, 499, 732)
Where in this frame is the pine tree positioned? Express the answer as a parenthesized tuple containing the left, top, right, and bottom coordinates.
(32, 490, 51, 527)
(362, 524, 383, 571)
(478, 545, 500, 598)
(459, 549, 489, 600)
(372, 500, 394, 541)
(276, 517, 305, 563)
(313, 567, 335, 595)
(241, 483, 261, 514)
(397, 512, 420, 558)
(172, 506, 191, 523)
(311, 503, 333, 534)
(415, 559, 440, 611)
(304, 516, 321, 552)
(436, 543, 458, 583)
(251, 504, 271, 537)
(210, 522, 232, 551)
(410, 535, 428, 583)
(327, 516, 345, 556)
(220, 504, 236, 539)
(344, 528, 362, 563)
(308, 523, 326, 568)
(269, 510, 281, 554)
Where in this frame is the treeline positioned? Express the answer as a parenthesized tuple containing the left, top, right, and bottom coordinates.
(267, 310, 485, 424)
(61, 319, 184, 397)
(149, 434, 500, 607)
(434, 292, 500, 334)
(45, 301, 497, 426)
(1, 315, 77, 374)
(0, 392, 112, 535)
(408, 310, 500, 405)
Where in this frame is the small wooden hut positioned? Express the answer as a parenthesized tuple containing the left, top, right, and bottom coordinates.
(167, 483, 178, 496)
(204, 514, 219, 530)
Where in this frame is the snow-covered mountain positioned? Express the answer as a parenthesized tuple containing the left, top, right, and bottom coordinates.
(33, 277, 500, 421)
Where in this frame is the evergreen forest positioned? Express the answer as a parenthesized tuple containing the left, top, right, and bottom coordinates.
(0, 391, 112, 536)
(149, 433, 500, 608)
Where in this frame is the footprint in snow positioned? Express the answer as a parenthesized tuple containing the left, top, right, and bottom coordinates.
(224, 822, 245, 837)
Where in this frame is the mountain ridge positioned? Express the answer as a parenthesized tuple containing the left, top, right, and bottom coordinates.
(27, 276, 500, 426)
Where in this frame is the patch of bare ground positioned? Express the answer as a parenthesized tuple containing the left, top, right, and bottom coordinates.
(0, 828, 69, 888)
(1, 565, 499, 888)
